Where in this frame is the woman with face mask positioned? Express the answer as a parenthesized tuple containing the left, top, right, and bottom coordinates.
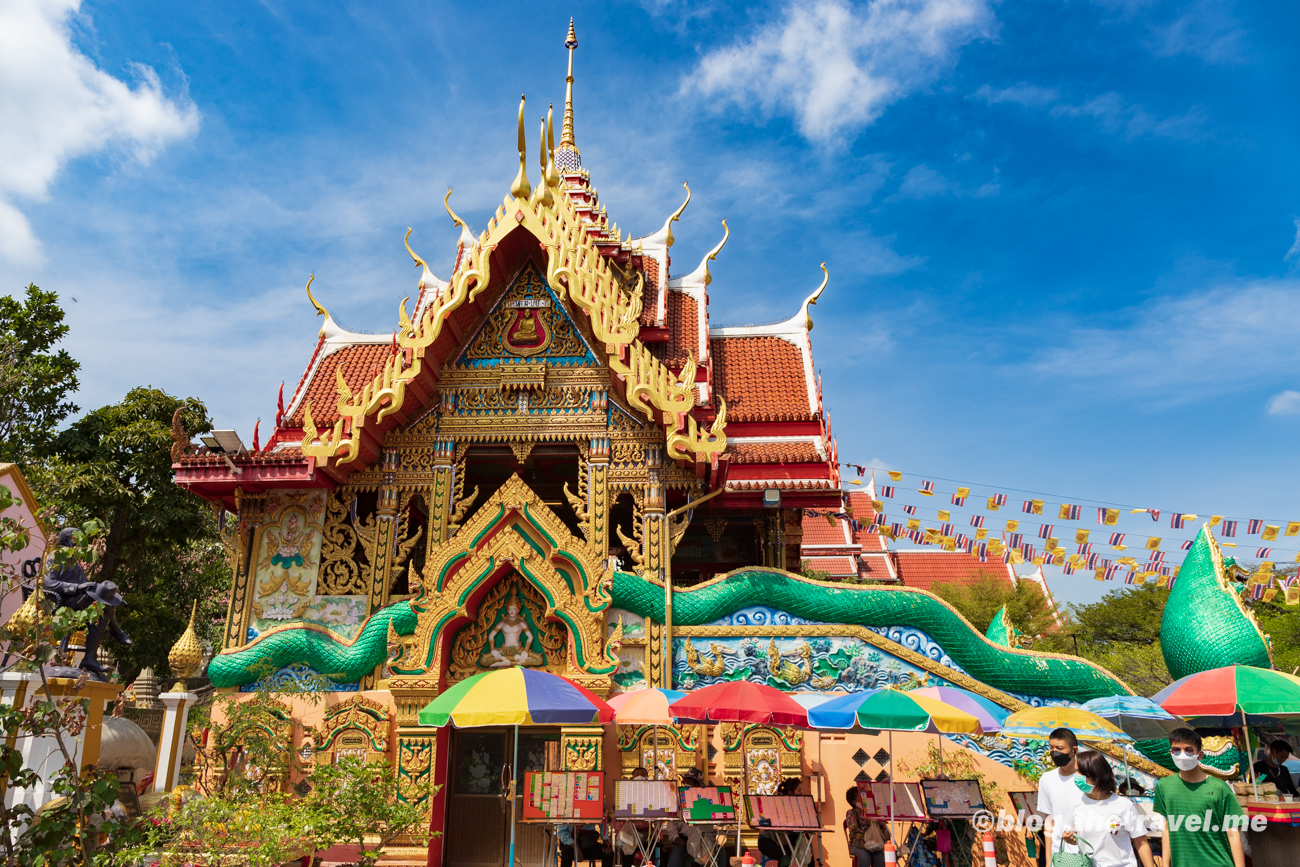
(1061, 751, 1154, 867)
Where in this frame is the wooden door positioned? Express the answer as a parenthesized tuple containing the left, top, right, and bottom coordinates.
(445, 728, 560, 867)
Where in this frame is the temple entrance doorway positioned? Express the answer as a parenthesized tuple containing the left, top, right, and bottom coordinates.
(445, 727, 559, 867)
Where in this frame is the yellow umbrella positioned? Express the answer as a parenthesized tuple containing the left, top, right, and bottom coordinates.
(1000, 706, 1133, 743)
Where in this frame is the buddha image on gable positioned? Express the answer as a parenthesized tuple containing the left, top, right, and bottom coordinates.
(503, 303, 552, 355)
(477, 587, 547, 669)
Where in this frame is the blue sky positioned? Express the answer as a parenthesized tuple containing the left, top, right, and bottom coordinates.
(2, 0, 1299, 605)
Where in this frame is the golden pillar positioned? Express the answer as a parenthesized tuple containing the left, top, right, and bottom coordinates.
(222, 493, 265, 650)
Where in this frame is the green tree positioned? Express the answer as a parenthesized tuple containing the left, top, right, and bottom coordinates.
(931, 571, 1061, 639)
(29, 387, 228, 682)
(1033, 584, 1174, 694)
(1239, 564, 1300, 674)
(0, 285, 80, 464)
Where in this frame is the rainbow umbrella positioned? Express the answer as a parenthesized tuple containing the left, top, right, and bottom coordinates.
(1000, 706, 1133, 743)
(1153, 665, 1300, 725)
(809, 688, 983, 846)
(607, 688, 686, 780)
(911, 685, 1010, 777)
(911, 686, 1010, 733)
(418, 668, 614, 867)
(417, 667, 614, 726)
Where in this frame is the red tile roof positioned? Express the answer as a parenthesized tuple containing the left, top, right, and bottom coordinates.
(638, 257, 660, 326)
(729, 442, 823, 465)
(892, 551, 1014, 593)
(286, 343, 394, 427)
(800, 513, 853, 547)
(710, 337, 812, 422)
(858, 553, 897, 581)
(845, 492, 886, 551)
(665, 291, 699, 367)
(801, 555, 857, 578)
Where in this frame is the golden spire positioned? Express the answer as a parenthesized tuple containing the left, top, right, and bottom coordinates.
(534, 117, 554, 207)
(305, 275, 329, 321)
(168, 600, 204, 690)
(800, 263, 830, 331)
(545, 104, 560, 188)
(560, 18, 578, 150)
(510, 94, 531, 200)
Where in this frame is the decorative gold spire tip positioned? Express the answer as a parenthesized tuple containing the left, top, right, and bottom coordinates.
(511, 94, 531, 200)
(167, 600, 203, 690)
(305, 275, 329, 322)
(561, 20, 578, 151)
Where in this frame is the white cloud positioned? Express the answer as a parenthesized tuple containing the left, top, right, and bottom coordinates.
(1149, 0, 1245, 65)
(1286, 219, 1300, 262)
(1028, 279, 1300, 403)
(1267, 390, 1300, 416)
(0, 0, 200, 265)
(974, 83, 1059, 108)
(976, 84, 1203, 141)
(685, 0, 996, 144)
(889, 162, 999, 200)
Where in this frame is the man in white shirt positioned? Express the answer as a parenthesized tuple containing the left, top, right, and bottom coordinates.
(1036, 727, 1088, 866)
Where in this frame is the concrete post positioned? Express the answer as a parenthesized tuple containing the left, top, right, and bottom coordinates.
(152, 690, 198, 792)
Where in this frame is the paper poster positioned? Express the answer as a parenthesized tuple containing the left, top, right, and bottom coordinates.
(612, 780, 678, 818)
(855, 782, 929, 821)
(920, 779, 985, 818)
(522, 772, 604, 822)
(679, 786, 736, 822)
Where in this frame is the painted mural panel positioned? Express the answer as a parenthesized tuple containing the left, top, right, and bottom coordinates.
(250, 490, 326, 622)
(673, 635, 947, 692)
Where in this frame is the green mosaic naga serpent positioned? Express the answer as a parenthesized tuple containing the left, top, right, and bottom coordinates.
(207, 525, 1270, 776)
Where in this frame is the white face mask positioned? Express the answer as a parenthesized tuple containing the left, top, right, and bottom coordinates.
(1171, 751, 1200, 771)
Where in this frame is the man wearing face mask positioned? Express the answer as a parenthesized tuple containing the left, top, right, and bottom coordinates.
(1153, 728, 1244, 867)
(1036, 728, 1087, 865)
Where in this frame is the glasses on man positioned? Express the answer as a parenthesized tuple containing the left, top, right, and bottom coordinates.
(1169, 748, 1199, 756)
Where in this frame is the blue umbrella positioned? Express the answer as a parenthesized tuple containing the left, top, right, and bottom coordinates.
(1080, 695, 1186, 741)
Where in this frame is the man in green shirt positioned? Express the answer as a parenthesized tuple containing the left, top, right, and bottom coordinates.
(1153, 728, 1245, 867)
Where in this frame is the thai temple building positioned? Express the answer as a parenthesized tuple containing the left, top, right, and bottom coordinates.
(172, 21, 1273, 867)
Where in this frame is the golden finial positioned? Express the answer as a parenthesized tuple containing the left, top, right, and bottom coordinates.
(664, 182, 691, 248)
(403, 228, 426, 269)
(534, 118, 554, 207)
(701, 220, 729, 287)
(800, 263, 830, 331)
(5, 591, 47, 644)
(444, 188, 468, 230)
(305, 274, 328, 320)
(167, 600, 203, 690)
(511, 94, 531, 200)
(560, 19, 578, 150)
(545, 104, 560, 189)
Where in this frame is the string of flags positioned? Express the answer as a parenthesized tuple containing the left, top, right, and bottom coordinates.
(834, 465, 1300, 591)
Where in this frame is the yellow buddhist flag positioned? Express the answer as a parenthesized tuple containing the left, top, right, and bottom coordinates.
(1135, 573, 1150, 585)
(988, 540, 1005, 554)
(1033, 555, 1045, 565)
(1209, 516, 1223, 527)
(1119, 557, 1138, 567)
(975, 528, 988, 540)
(1076, 529, 1090, 544)
(1263, 525, 1280, 540)
(871, 500, 884, 513)
(938, 510, 951, 521)
(1286, 522, 1300, 537)
(1068, 555, 1084, 567)
(849, 478, 863, 485)
(1111, 545, 1128, 552)
(1028, 500, 1043, 515)
(942, 539, 956, 551)
(924, 528, 939, 542)
(1094, 569, 1106, 581)
(1130, 509, 1148, 514)
(1006, 520, 1019, 532)
(956, 487, 970, 499)
(1146, 537, 1161, 550)
(1259, 561, 1275, 573)
(1101, 509, 1120, 525)
(1046, 538, 1059, 551)
(824, 514, 836, 526)
(1294, 551, 1300, 563)
(986, 497, 1001, 511)
(1286, 585, 1300, 606)
(1264, 588, 1279, 603)
(907, 519, 920, 531)
(1157, 575, 1170, 589)
(1011, 550, 1024, 564)
(889, 471, 902, 481)
(1222, 542, 1236, 547)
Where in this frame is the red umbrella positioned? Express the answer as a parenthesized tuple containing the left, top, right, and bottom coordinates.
(669, 681, 809, 726)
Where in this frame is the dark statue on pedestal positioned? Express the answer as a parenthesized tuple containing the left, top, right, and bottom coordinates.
(43, 528, 132, 679)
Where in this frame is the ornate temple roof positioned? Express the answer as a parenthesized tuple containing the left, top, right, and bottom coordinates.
(174, 20, 838, 512)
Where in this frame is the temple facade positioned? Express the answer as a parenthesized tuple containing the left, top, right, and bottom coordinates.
(166, 23, 1277, 867)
